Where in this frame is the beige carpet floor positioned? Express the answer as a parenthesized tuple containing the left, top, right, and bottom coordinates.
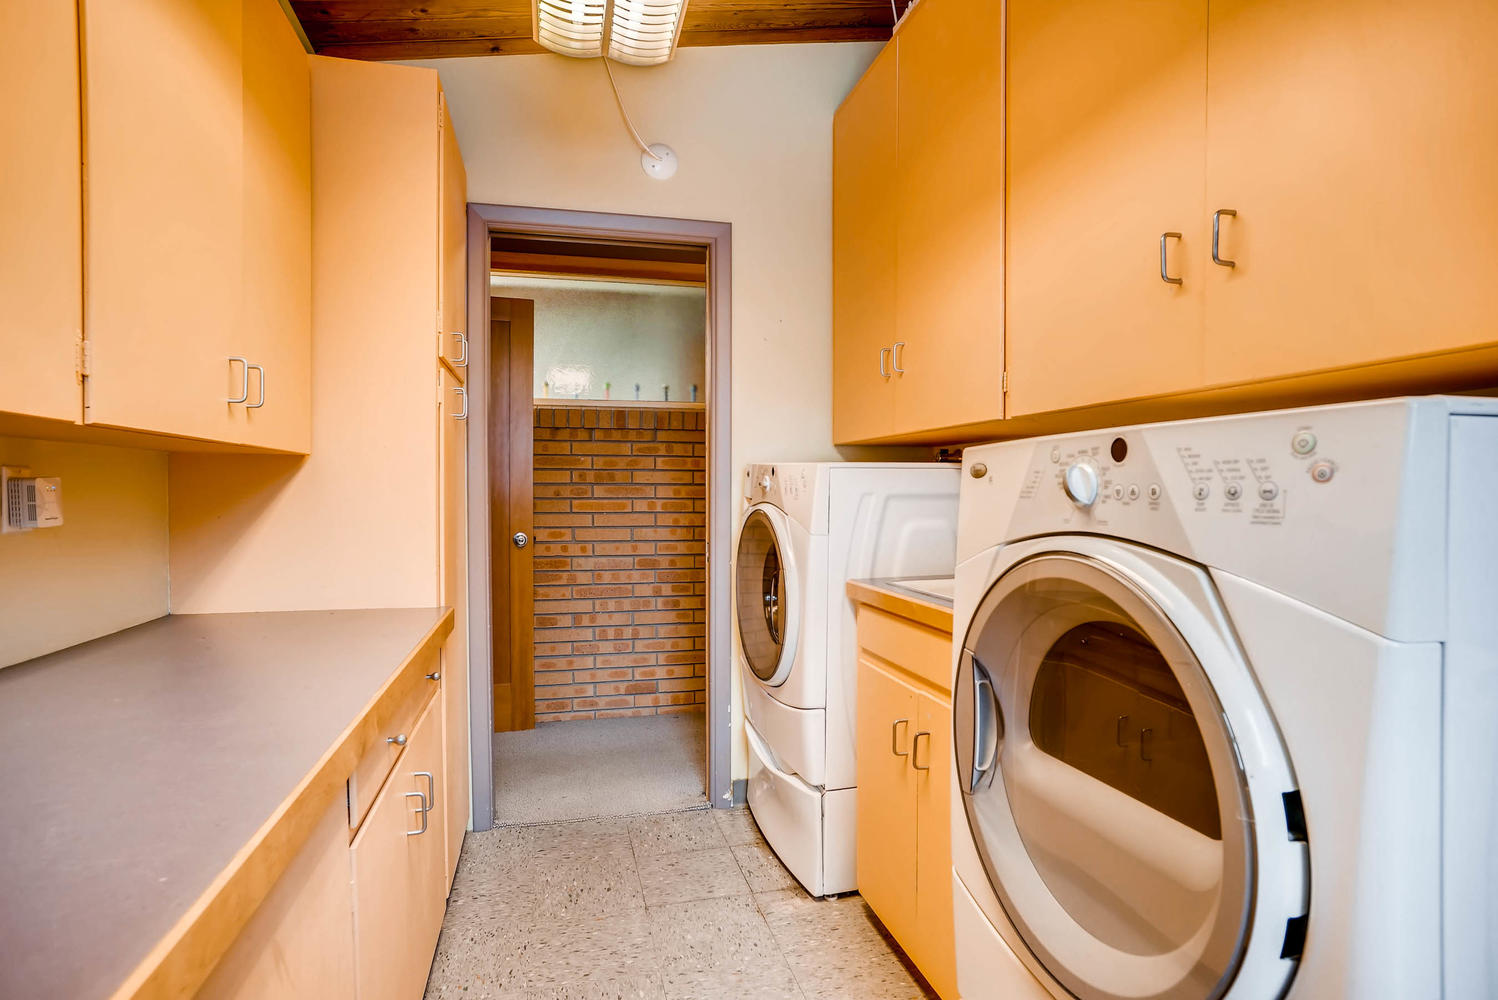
(492, 712, 707, 825)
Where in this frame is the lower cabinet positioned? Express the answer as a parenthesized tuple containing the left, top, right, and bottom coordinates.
(351, 690, 447, 1000)
(853, 604, 957, 1000)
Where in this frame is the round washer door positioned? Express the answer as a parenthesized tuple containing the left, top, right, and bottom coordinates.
(953, 548, 1298, 1000)
(734, 505, 800, 687)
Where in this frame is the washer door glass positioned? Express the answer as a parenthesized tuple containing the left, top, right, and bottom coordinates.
(735, 508, 791, 683)
(953, 553, 1253, 1000)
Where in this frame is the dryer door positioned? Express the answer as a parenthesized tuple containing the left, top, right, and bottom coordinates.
(953, 549, 1290, 1000)
(735, 505, 800, 687)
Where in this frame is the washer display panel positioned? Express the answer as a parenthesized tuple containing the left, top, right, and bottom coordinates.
(954, 553, 1254, 1000)
(735, 508, 796, 684)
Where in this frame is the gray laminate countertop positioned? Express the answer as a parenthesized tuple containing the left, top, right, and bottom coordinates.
(0, 608, 451, 1000)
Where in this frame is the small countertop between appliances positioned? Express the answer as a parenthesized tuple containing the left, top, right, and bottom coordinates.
(0, 607, 453, 1000)
(847, 577, 955, 634)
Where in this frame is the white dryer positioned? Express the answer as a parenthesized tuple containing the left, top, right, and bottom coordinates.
(949, 398, 1498, 1000)
(737, 461, 960, 897)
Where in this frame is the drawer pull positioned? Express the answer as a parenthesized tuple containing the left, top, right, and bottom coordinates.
(405, 790, 429, 835)
(912, 730, 932, 771)
(386, 734, 407, 746)
(891, 718, 910, 757)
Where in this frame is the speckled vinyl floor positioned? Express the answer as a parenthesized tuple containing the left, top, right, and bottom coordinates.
(423, 807, 940, 1000)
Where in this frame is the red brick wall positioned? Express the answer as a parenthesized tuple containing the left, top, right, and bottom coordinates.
(532, 405, 707, 722)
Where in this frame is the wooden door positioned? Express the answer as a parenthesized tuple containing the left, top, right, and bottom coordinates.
(914, 689, 958, 1000)
(438, 94, 469, 380)
(439, 364, 470, 886)
(234, 0, 311, 453)
(832, 44, 897, 444)
(893, 0, 1005, 435)
(855, 657, 919, 945)
(83, 0, 245, 442)
(491, 298, 535, 732)
(1005, 0, 1209, 417)
(351, 694, 445, 1000)
(1203, 0, 1498, 385)
(0, 1, 82, 423)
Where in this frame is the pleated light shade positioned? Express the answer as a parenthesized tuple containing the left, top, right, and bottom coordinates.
(533, 0, 689, 66)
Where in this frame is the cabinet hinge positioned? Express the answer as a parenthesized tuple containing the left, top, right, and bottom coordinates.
(1001, 371, 1009, 394)
(76, 337, 92, 378)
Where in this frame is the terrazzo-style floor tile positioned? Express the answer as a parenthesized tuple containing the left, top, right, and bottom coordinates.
(648, 895, 783, 974)
(448, 844, 646, 922)
(732, 841, 800, 893)
(637, 846, 750, 906)
(628, 809, 726, 856)
(756, 890, 937, 1000)
(660, 967, 806, 999)
(711, 805, 769, 848)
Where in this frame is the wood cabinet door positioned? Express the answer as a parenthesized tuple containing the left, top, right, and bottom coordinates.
(1005, 0, 1209, 417)
(439, 365, 470, 888)
(914, 689, 958, 1000)
(0, 1, 82, 423)
(855, 656, 918, 945)
(893, 0, 1005, 435)
(832, 45, 897, 444)
(438, 94, 469, 382)
(233, 0, 311, 453)
(83, 0, 245, 442)
(351, 694, 446, 1000)
(1203, 0, 1498, 385)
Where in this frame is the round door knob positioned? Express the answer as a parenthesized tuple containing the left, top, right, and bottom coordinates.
(513, 531, 529, 548)
(1062, 461, 1101, 508)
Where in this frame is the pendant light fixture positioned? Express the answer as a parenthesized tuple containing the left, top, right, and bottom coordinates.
(534, 0, 687, 178)
(533, 0, 689, 67)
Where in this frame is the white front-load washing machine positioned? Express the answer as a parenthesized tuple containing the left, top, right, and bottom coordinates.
(736, 461, 960, 897)
(949, 397, 1498, 1000)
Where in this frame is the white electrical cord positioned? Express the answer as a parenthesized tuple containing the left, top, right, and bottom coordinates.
(601, 56, 664, 162)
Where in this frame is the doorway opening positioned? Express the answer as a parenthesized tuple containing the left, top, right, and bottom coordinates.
(464, 209, 732, 828)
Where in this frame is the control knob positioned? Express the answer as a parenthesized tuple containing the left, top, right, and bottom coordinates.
(759, 474, 772, 493)
(1062, 460, 1101, 508)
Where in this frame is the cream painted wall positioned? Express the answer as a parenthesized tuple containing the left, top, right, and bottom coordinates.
(0, 437, 168, 667)
(410, 43, 884, 780)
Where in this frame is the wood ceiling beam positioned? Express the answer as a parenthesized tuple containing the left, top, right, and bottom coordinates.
(290, 1, 896, 61)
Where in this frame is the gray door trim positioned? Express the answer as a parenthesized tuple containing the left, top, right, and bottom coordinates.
(465, 203, 734, 828)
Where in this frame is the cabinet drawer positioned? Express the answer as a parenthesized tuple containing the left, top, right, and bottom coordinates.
(348, 648, 439, 830)
(856, 606, 954, 693)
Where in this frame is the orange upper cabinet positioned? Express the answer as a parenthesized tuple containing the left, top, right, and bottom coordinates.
(1005, 0, 1208, 417)
(1202, 0, 1498, 386)
(892, 0, 1005, 437)
(832, 45, 898, 444)
(438, 95, 469, 382)
(83, 0, 310, 451)
(0, 3, 82, 424)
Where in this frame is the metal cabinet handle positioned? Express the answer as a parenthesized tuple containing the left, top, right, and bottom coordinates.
(912, 730, 932, 771)
(453, 386, 467, 420)
(414, 770, 436, 813)
(451, 331, 467, 367)
(227, 357, 249, 404)
(878, 346, 891, 378)
(386, 734, 407, 746)
(1160, 232, 1183, 285)
(891, 718, 910, 757)
(1140, 727, 1154, 762)
(426, 670, 442, 682)
(246, 364, 265, 408)
(405, 790, 429, 835)
(1116, 714, 1130, 747)
(891, 341, 906, 374)
(1212, 209, 1237, 267)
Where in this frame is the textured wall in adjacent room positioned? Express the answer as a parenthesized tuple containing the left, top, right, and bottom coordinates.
(532, 405, 706, 722)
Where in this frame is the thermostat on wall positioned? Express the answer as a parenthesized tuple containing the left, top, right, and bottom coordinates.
(2, 467, 63, 532)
